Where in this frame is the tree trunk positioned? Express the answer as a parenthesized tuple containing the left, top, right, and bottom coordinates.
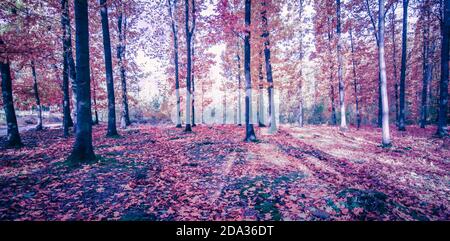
(257, 51, 266, 127)
(244, 0, 256, 141)
(349, 27, 361, 129)
(60, 0, 73, 131)
(100, 0, 118, 136)
(59, 61, 71, 136)
(420, 8, 434, 128)
(68, 0, 95, 163)
(437, 0, 449, 137)
(236, 40, 242, 126)
(261, 0, 276, 133)
(168, 0, 182, 128)
(61, 0, 77, 131)
(30, 61, 43, 131)
(379, 0, 391, 147)
(92, 67, 99, 125)
(330, 83, 337, 125)
(118, 7, 131, 128)
(192, 39, 196, 127)
(298, 0, 304, 127)
(398, 0, 409, 131)
(336, 0, 347, 130)
(61, 0, 77, 132)
(1, 59, 22, 148)
(184, 0, 194, 132)
(391, 4, 399, 127)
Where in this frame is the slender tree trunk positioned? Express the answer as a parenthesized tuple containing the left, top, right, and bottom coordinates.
(257, 51, 266, 127)
(1, 59, 22, 148)
(327, 22, 337, 126)
(68, 0, 95, 163)
(30, 61, 43, 131)
(184, 0, 194, 132)
(59, 61, 71, 136)
(261, 0, 276, 133)
(236, 40, 242, 126)
(420, 8, 434, 128)
(100, 0, 118, 136)
(60, 0, 73, 130)
(92, 67, 99, 125)
(168, 0, 182, 128)
(192, 39, 196, 127)
(244, 0, 256, 141)
(298, 0, 304, 127)
(118, 6, 131, 128)
(437, 0, 449, 137)
(379, 0, 392, 146)
(336, 0, 347, 130)
(61, 0, 77, 131)
(399, 0, 409, 131)
(391, 4, 399, 127)
(330, 83, 337, 125)
(349, 27, 361, 129)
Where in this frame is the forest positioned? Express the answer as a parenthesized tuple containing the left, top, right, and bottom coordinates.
(0, 0, 449, 221)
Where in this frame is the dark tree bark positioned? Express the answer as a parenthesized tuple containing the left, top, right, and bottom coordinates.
(257, 50, 266, 127)
(1, 59, 22, 148)
(168, 0, 182, 128)
(391, 4, 399, 127)
(30, 61, 43, 131)
(244, 0, 256, 141)
(398, 0, 409, 131)
(92, 67, 99, 125)
(117, 2, 131, 128)
(437, 0, 449, 137)
(336, 0, 347, 130)
(68, 0, 95, 163)
(192, 38, 196, 127)
(99, 0, 118, 137)
(184, 0, 195, 132)
(261, 0, 276, 133)
(61, 0, 77, 132)
(378, 0, 392, 146)
(59, 62, 71, 136)
(349, 27, 361, 129)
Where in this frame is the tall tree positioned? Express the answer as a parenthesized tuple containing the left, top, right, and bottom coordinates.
(99, 0, 118, 137)
(168, 0, 182, 128)
(437, 0, 449, 137)
(61, 0, 78, 132)
(261, 0, 277, 133)
(378, 0, 391, 146)
(398, 0, 409, 131)
(1, 58, 22, 148)
(68, 0, 95, 163)
(60, 0, 74, 132)
(118, 0, 131, 128)
(244, 0, 257, 141)
(349, 26, 361, 129)
(336, 0, 347, 129)
(30, 60, 43, 131)
(420, 2, 435, 128)
(297, 0, 305, 127)
(184, 0, 196, 132)
(257, 50, 266, 127)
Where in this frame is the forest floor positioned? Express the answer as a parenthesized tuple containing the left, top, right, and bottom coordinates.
(0, 123, 449, 220)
